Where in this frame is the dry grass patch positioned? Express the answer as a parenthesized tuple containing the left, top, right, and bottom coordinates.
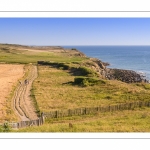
(0, 64, 24, 122)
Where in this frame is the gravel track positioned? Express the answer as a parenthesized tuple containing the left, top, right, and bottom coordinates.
(13, 65, 38, 121)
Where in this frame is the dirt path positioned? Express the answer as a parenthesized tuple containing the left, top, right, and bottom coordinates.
(13, 65, 38, 121)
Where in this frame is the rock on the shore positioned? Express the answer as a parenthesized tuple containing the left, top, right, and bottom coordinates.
(85, 58, 148, 83)
(105, 68, 148, 83)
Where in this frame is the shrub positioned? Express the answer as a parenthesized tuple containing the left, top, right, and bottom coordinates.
(74, 77, 85, 84)
(0, 122, 11, 132)
(74, 77, 106, 87)
(71, 48, 77, 50)
(58, 63, 70, 70)
(77, 67, 97, 77)
(37, 61, 70, 70)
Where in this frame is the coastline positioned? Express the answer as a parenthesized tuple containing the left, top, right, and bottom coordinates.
(63, 45, 150, 83)
(65, 46, 149, 84)
(0, 43, 149, 84)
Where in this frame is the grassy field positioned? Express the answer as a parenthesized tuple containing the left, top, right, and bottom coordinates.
(1, 44, 150, 132)
(0, 45, 86, 64)
(0, 50, 85, 64)
(15, 107, 150, 132)
(33, 65, 150, 112)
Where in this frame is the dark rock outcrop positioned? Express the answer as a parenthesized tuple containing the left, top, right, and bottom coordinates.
(83, 58, 148, 83)
(105, 68, 148, 83)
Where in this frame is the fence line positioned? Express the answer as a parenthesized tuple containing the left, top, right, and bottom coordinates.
(1, 101, 150, 129)
(0, 114, 45, 129)
(43, 101, 150, 119)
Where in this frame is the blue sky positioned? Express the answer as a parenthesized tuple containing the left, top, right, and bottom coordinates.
(0, 18, 150, 46)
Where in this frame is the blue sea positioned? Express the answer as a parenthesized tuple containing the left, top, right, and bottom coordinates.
(63, 46, 150, 80)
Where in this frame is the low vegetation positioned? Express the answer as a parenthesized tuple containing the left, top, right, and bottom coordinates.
(75, 66, 98, 77)
(0, 44, 86, 64)
(16, 107, 150, 132)
(0, 122, 12, 132)
(74, 77, 106, 87)
(33, 65, 150, 113)
(1, 44, 150, 132)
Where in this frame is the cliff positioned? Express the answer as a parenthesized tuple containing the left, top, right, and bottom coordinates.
(75, 52, 148, 83)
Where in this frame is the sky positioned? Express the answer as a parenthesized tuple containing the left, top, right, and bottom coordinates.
(0, 18, 150, 46)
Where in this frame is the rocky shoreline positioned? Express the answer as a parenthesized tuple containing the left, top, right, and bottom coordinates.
(95, 60, 149, 83)
(105, 68, 148, 83)
(71, 48, 149, 84)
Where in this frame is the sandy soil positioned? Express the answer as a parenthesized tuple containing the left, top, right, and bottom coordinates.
(13, 65, 38, 121)
(0, 64, 24, 119)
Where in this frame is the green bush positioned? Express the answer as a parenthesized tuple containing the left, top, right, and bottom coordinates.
(74, 77, 106, 87)
(74, 77, 85, 84)
(71, 48, 77, 50)
(58, 63, 70, 70)
(144, 84, 150, 90)
(0, 122, 11, 132)
(77, 67, 97, 77)
(37, 61, 70, 70)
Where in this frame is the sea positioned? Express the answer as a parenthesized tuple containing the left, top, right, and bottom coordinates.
(63, 46, 150, 81)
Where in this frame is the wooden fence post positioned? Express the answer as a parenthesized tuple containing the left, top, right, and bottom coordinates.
(85, 108, 87, 115)
(108, 106, 110, 112)
(56, 111, 58, 118)
(68, 109, 71, 116)
(37, 119, 39, 126)
(37, 100, 150, 126)
(139, 101, 142, 107)
(80, 108, 82, 115)
(129, 103, 132, 109)
(41, 112, 45, 124)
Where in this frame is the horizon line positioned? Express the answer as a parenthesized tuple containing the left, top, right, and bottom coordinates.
(1, 43, 150, 47)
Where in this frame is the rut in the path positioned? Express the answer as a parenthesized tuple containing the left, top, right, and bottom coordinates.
(13, 65, 38, 121)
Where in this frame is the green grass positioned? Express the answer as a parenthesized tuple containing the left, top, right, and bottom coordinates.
(2, 44, 150, 132)
(14, 107, 150, 132)
(33, 65, 150, 113)
(0, 49, 86, 64)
